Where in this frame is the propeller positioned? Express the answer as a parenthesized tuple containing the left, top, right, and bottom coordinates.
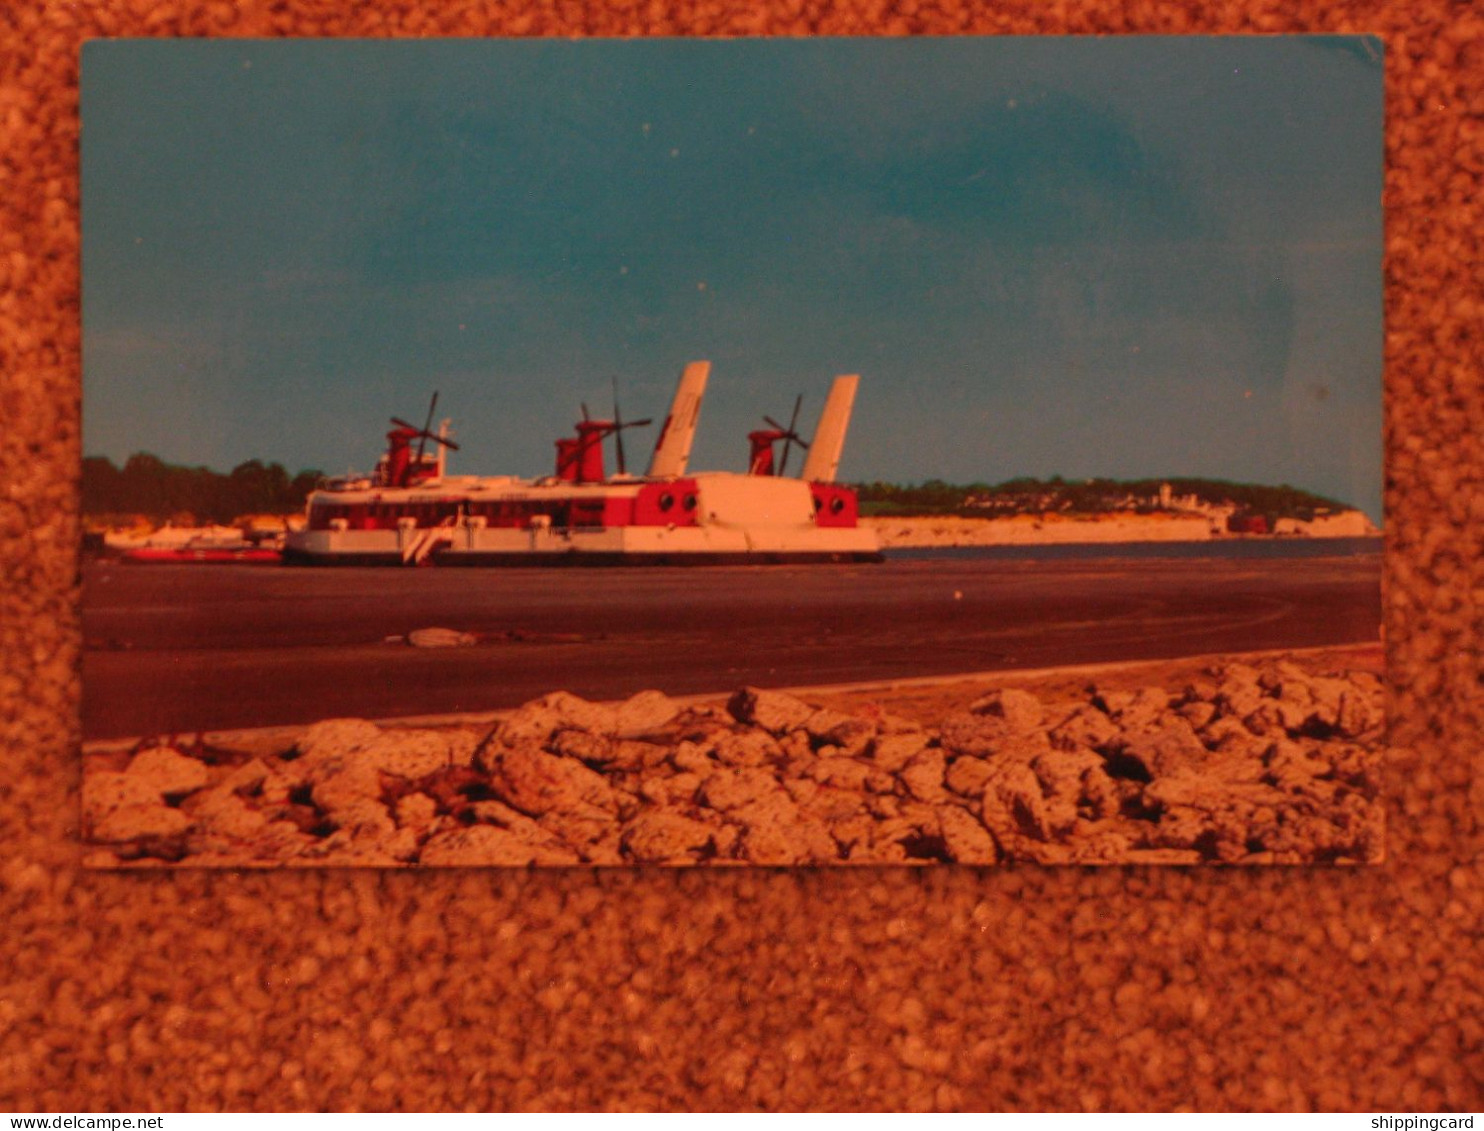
(390, 414, 462, 451)
(554, 382, 652, 480)
(598, 377, 652, 476)
(763, 394, 809, 477)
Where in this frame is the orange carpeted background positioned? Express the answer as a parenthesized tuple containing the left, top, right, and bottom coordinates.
(2, 1, 1480, 1112)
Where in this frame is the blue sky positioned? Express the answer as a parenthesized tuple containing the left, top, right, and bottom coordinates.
(82, 37, 1383, 517)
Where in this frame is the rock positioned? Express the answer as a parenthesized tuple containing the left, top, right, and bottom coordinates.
(394, 792, 439, 830)
(869, 809, 945, 862)
(938, 805, 999, 863)
(868, 732, 933, 773)
(605, 739, 669, 772)
(550, 728, 616, 766)
(670, 740, 715, 775)
(310, 757, 383, 805)
(1091, 688, 1135, 716)
(496, 692, 619, 746)
(830, 814, 876, 857)
(1177, 700, 1218, 731)
(802, 709, 877, 754)
(1032, 746, 1118, 821)
(319, 794, 396, 841)
(1259, 660, 1312, 693)
(420, 824, 573, 866)
(698, 766, 784, 812)
(1142, 773, 1291, 862)
(214, 758, 273, 795)
(798, 783, 871, 823)
(1202, 716, 1266, 758)
(83, 771, 167, 825)
(621, 811, 718, 863)
(944, 755, 994, 798)
(125, 747, 209, 797)
(1213, 664, 1265, 720)
(1242, 700, 1288, 737)
(806, 757, 876, 793)
(939, 713, 1052, 760)
(254, 820, 316, 860)
(726, 687, 816, 734)
(1264, 739, 1338, 793)
(613, 690, 680, 737)
(638, 771, 702, 808)
(442, 731, 479, 769)
(363, 730, 462, 780)
(468, 801, 579, 856)
(1065, 825, 1134, 865)
(407, 627, 476, 648)
(776, 729, 814, 764)
(730, 795, 837, 864)
(710, 731, 779, 768)
(968, 688, 1044, 732)
(864, 770, 897, 794)
(899, 748, 948, 803)
(982, 762, 1059, 841)
(1319, 741, 1382, 790)
(293, 718, 383, 766)
(1050, 706, 1122, 753)
(301, 753, 398, 845)
(1110, 687, 1170, 731)
(783, 776, 819, 808)
(92, 804, 194, 843)
(1336, 681, 1383, 739)
(187, 790, 270, 842)
(737, 817, 836, 864)
(489, 741, 617, 818)
(876, 713, 925, 736)
(1113, 718, 1209, 780)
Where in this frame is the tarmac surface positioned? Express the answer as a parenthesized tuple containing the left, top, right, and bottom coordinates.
(81, 549, 1382, 740)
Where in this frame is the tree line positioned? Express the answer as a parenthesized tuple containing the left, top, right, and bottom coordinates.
(83, 454, 323, 525)
(854, 476, 1349, 521)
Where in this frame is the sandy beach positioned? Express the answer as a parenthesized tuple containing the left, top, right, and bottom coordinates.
(864, 510, 1379, 548)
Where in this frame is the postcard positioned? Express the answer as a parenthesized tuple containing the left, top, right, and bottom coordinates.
(80, 36, 1384, 867)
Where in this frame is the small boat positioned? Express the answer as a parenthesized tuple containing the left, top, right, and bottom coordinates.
(121, 543, 283, 564)
(110, 524, 284, 564)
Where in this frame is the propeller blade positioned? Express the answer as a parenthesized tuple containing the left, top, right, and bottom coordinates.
(611, 377, 625, 474)
(777, 394, 804, 476)
(417, 392, 440, 462)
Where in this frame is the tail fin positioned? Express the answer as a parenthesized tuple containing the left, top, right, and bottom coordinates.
(646, 360, 710, 477)
(799, 374, 859, 483)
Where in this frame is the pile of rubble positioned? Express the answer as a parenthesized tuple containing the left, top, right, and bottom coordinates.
(83, 660, 1385, 867)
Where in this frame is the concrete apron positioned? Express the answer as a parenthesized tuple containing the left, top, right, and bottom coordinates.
(81, 642, 1379, 756)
